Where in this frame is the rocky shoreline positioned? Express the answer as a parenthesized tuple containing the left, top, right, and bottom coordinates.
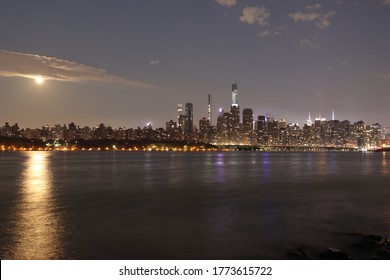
(288, 234, 390, 260)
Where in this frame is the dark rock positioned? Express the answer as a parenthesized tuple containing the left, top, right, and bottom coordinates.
(318, 248, 353, 260)
(363, 235, 385, 247)
(371, 247, 390, 260)
(287, 246, 312, 259)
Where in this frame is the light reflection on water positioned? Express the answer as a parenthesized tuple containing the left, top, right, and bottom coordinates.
(8, 152, 63, 259)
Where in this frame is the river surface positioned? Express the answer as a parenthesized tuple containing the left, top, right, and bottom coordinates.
(1, 151, 389, 259)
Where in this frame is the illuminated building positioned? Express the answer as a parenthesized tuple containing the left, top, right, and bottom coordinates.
(178, 115, 186, 136)
(165, 120, 177, 134)
(199, 117, 209, 134)
(366, 123, 381, 148)
(199, 117, 210, 143)
(266, 114, 279, 146)
(314, 117, 327, 146)
(242, 108, 253, 145)
(287, 123, 302, 146)
(307, 112, 313, 126)
(279, 118, 287, 129)
(177, 104, 183, 121)
(208, 94, 212, 125)
(256, 115, 266, 145)
(184, 103, 193, 135)
(353, 121, 365, 148)
(229, 83, 240, 144)
(216, 108, 228, 144)
(232, 83, 238, 106)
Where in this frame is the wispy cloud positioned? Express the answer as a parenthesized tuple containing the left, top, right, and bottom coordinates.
(216, 0, 237, 7)
(258, 29, 272, 37)
(289, 12, 320, 22)
(296, 38, 319, 48)
(240, 6, 270, 26)
(289, 10, 336, 29)
(258, 26, 284, 38)
(149, 60, 160, 65)
(0, 49, 154, 88)
(307, 3, 322, 10)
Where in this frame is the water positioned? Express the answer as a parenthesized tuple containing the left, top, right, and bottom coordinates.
(1, 151, 389, 259)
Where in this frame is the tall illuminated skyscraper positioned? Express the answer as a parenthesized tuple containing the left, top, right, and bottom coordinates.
(177, 104, 183, 121)
(229, 83, 240, 144)
(307, 112, 313, 126)
(256, 115, 266, 145)
(232, 83, 238, 107)
(242, 108, 253, 132)
(242, 108, 253, 145)
(185, 103, 193, 134)
(208, 94, 212, 125)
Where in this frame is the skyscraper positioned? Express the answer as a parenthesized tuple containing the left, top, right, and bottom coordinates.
(232, 83, 238, 107)
(307, 112, 313, 126)
(256, 115, 266, 145)
(229, 83, 240, 144)
(208, 94, 212, 125)
(184, 103, 193, 135)
(242, 108, 253, 145)
(243, 109, 253, 132)
(177, 104, 183, 121)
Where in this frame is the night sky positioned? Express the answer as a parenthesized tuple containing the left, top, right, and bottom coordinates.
(1, 0, 389, 129)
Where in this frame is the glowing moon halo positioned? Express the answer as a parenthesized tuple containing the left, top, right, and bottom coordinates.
(35, 76, 44, 84)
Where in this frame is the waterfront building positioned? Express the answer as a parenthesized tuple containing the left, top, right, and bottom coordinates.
(228, 83, 240, 144)
(242, 108, 254, 145)
(216, 109, 228, 144)
(256, 115, 266, 145)
(314, 117, 327, 146)
(165, 120, 177, 135)
(266, 115, 279, 146)
(366, 123, 381, 148)
(184, 103, 193, 135)
(208, 94, 212, 125)
(353, 121, 365, 148)
(177, 104, 183, 121)
(287, 123, 302, 146)
(199, 117, 210, 143)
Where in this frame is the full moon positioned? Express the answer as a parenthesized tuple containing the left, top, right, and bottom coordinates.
(35, 76, 44, 84)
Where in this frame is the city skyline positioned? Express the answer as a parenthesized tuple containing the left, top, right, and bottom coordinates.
(1, 0, 389, 128)
(1, 86, 387, 149)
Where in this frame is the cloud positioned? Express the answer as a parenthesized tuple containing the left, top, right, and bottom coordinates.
(258, 29, 272, 37)
(258, 27, 284, 38)
(240, 6, 270, 26)
(296, 38, 318, 48)
(307, 3, 322, 10)
(0, 49, 154, 88)
(288, 11, 336, 29)
(340, 60, 350, 66)
(216, 0, 237, 7)
(289, 12, 320, 22)
(149, 60, 160, 65)
(318, 11, 337, 29)
(383, 0, 390, 5)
